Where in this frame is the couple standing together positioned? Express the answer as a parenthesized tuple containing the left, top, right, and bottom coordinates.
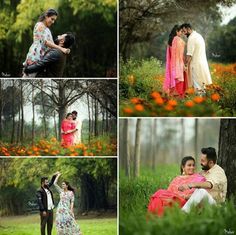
(148, 147, 227, 216)
(36, 172, 82, 235)
(61, 111, 81, 148)
(164, 23, 212, 97)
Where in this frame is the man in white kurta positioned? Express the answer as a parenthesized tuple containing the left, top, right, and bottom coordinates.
(72, 111, 82, 144)
(181, 24, 212, 89)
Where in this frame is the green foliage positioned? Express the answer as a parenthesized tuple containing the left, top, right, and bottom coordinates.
(208, 17, 236, 63)
(0, 158, 117, 216)
(0, 1, 117, 76)
(0, 215, 117, 235)
(69, 0, 116, 23)
(120, 57, 164, 99)
(11, 0, 60, 41)
(120, 165, 236, 235)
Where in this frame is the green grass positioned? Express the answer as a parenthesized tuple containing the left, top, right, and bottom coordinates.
(0, 214, 117, 235)
(120, 165, 236, 235)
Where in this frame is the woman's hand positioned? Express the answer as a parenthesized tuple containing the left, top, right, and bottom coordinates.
(70, 209, 75, 218)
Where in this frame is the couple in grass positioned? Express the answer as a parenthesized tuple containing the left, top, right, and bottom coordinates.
(36, 172, 82, 235)
(163, 23, 212, 97)
(148, 147, 227, 216)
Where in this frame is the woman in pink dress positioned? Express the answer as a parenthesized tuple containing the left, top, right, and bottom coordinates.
(147, 156, 205, 217)
(61, 113, 78, 147)
(163, 25, 188, 98)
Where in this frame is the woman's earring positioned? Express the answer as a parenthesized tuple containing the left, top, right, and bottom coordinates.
(182, 171, 185, 175)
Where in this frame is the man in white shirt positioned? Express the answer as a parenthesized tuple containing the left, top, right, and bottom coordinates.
(181, 23, 212, 90)
(178, 147, 227, 213)
(72, 110, 82, 144)
(36, 174, 57, 235)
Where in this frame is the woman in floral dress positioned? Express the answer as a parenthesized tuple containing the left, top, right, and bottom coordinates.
(61, 113, 78, 147)
(23, 9, 70, 77)
(54, 172, 82, 235)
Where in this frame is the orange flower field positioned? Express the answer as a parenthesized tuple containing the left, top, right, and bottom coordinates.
(0, 137, 117, 156)
(120, 61, 236, 117)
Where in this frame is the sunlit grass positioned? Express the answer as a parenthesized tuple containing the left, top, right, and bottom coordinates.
(0, 214, 117, 235)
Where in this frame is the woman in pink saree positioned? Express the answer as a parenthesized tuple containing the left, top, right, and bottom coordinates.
(61, 113, 78, 147)
(147, 156, 205, 217)
(163, 25, 188, 98)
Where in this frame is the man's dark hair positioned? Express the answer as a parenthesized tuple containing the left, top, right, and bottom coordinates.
(72, 110, 77, 115)
(180, 23, 192, 29)
(201, 147, 217, 163)
(41, 177, 48, 184)
(64, 32, 75, 48)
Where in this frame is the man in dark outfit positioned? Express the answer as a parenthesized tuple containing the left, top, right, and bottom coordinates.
(36, 173, 58, 235)
(24, 33, 75, 77)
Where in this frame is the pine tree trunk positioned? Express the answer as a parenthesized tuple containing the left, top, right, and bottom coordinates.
(123, 119, 131, 179)
(87, 94, 91, 143)
(180, 119, 185, 158)
(20, 80, 24, 143)
(134, 119, 142, 178)
(152, 120, 158, 171)
(32, 85, 35, 146)
(10, 80, 15, 144)
(0, 80, 2, 140)
(41, 81, 47, 138)
(194, 119, 198, 164)
(218, 119, 236, 201)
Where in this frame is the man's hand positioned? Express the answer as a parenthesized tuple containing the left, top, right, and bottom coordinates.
(42, 211, 47, 217)
(178, 184, 190, 191)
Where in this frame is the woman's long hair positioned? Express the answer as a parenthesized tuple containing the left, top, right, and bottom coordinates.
(180, 156, 195, 174)
(38, 8, 58, 22)
(168, 24, 181, 46)
(64, 181, 75, 193)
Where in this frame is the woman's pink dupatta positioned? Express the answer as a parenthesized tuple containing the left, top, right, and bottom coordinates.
(163, 36, 188, 97)
(147, 174, 205, 217)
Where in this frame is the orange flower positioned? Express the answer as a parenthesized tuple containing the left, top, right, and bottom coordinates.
(185, 100, 195, 108)
(165, 104, 174, 111)
(131, 97, 140, 104)
(154, 97, 164, 106)
(186, 88, 195, 95)
(32, 146, 39, 152)
(50, 137, 57, 142)
(167, 99, 177, 107)
(135, 104, 144, 112)
(193, 96, 204, 104)
(151, 91, 161, 99)
(123, 108, 133, 115)
(211, 93, 220, 101)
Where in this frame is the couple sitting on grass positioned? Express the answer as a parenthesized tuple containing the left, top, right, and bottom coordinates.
(148, 147, 227, 216)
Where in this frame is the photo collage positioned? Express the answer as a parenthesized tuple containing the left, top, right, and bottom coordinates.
(0, 1, 236, 235)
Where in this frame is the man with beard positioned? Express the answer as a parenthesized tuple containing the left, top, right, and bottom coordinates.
(72, 110, 82, 144)
(24, 33, 75, 77)
(178, 147, 227, 213)
(36, 173, 58, 235)
(180, 23, 212, 90)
